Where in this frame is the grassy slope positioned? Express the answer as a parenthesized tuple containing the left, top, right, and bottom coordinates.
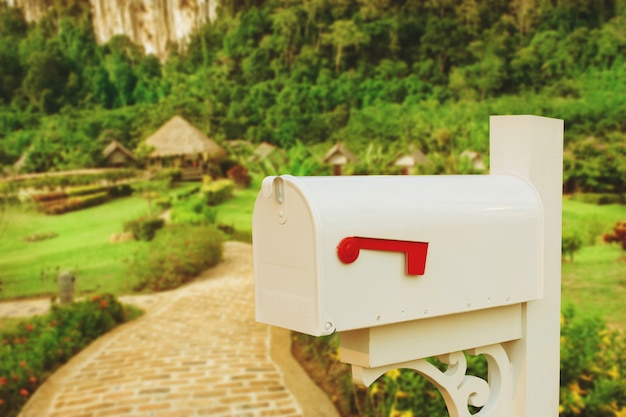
(561, 199, 626, 327)
(0, 196, 149, 300)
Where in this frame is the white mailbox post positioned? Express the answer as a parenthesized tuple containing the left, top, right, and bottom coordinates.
(253, 115, 563, 417)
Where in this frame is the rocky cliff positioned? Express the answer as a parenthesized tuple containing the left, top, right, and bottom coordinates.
(4, 0, 218, 59)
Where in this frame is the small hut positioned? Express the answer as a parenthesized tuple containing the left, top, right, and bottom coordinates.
(102, 140, 136, 167)
(144, 116, 226, 180)
(394, 149, 430, 175)
(323, 143, 359, 176)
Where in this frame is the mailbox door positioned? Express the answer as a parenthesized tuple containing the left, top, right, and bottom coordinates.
(254, 177, 326, 335)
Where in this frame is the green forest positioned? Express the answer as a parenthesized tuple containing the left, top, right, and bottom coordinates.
(0, 0, 625, 192)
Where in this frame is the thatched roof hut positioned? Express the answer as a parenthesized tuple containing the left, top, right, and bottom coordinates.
(102, 140, 136, 166)
(394, 149, 430, 174)
(145, 116, 226, 159)
(323, 143, 359, 175)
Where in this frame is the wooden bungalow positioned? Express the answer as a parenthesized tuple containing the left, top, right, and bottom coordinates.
(102, 140, 136, 167)
(144, 116, 226, 180)
(323, 143, 359, 176)
(394, 149, 430, 175)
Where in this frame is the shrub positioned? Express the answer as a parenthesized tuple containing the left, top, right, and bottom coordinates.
(155, 196, 172, 211)
(127, 224, 224, 292)
(0, 294, 136, 417)
(123, 216, 165, 241)
(170, 196, 217, 226)
(107, 183, 133, 198)
(201, 179, 234, 206)
(571, 193, 624, 205)
(603, 221, 626, 251)
(153, 168, 182, 183)
(66, 185, 106, 197)
(562, 230, 583, 262)
(226, 164, 252, 188)
(76, 192, 108, 208)
(30, 191, 67, 203)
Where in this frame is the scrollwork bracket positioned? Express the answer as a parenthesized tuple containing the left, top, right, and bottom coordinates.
(351, 343, 512, 417)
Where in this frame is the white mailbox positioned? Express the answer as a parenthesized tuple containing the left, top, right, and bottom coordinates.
(253, 174, 542, 337)
(253, 116, 564, 417)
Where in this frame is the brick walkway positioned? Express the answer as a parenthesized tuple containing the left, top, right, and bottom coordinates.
(13, 242, 338, 417)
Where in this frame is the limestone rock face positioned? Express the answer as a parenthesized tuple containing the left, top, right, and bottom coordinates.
(4, 0, 53, 22)
(5, 0, 217, 59)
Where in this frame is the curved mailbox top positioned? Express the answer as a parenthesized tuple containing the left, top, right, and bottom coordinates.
(253, 174, 542, 336)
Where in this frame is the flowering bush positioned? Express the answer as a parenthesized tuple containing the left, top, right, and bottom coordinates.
(0, 294, 136, 417)
(603, 221, 626, 251)
(127, 224, 224, 291)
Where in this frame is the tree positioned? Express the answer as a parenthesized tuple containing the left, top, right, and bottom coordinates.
(321, 20, 369, 73)
(21, 42, 72, 113)
(562, 230, 583, 262)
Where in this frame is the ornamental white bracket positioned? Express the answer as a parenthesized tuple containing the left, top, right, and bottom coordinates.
(351, 343, 512, 417)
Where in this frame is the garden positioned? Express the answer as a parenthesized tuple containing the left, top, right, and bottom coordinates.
(2, 1, 626, 414)
(2, 157, 626, 416)
(0, 164, 257, 416)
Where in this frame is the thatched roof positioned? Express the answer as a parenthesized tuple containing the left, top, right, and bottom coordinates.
(323, 143, 359, 165)
(102, 140, 136, 161)
(144, 116, 226, 159)
(394, 149, 429, 167)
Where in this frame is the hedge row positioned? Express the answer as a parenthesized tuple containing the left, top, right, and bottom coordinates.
(201, 179, 234, 206)
(1, 169, 137, 192)
(39, 192, 109, 215)
(66, 185, 107, 197)
(31, 185, 132, 215)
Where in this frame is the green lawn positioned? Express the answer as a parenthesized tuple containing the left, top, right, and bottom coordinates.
(214, 176, 261, 233)
(561, 198, 626, 327)
(0, 196, 150, 300)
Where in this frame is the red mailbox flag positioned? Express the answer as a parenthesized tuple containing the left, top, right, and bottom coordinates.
(337, 237, 429, 276)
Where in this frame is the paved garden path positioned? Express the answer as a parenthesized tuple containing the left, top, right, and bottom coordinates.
(2, 242, 339, 417)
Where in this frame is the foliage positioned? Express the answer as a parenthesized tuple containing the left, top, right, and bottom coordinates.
(66, 184, 107, 197)
(170, 195, 217, 226)
(201, 179, 235, 206)
(559, 308, 626, 417)
(127, 224, 224, 291)
(131, 180, 170, 216)
(107, 183, 133, 198)
(1, 170, 137, 192)
(226, 164, 252, 188)
(123, 216, 164, 241)
(0, 294, 137, 417)
(562, 230, 583, 262)
(31, 191, 67, 203)
(603, 221, 626, 251)
(152, 168, 183, 183)
(0, 0, 625, 191)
